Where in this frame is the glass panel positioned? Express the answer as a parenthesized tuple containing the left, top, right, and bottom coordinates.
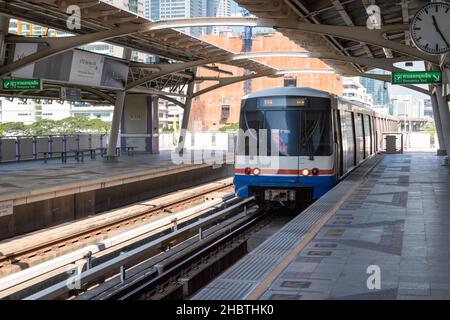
(300, 111, 332, 156)
(265, 110, 300, 156)
(237, 111, 264, 156)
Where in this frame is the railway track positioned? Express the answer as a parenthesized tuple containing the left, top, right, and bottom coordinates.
(0, 178, 238, 299)
(26, 198, 263, 300)
(0, 178, 233, 277)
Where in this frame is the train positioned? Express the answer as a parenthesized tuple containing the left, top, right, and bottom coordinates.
(234, 87, 397, 209)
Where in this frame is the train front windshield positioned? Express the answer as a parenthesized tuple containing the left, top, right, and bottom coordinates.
(238, 106, 332, 157)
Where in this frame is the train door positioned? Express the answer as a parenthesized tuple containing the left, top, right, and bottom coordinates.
(355, 113, 365, 163)
(333, 109, 344, 178)
(340, 110, 355, 174)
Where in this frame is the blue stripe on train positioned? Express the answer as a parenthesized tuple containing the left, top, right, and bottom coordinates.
(234, 174, 337, 199)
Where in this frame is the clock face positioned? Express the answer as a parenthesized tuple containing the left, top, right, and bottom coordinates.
(410, 2, 450, 55)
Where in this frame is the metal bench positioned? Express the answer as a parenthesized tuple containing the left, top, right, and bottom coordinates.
(39, 151, 68, 163)
(69, 148, 97, 162)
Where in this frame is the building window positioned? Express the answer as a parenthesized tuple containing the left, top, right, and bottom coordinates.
(284, 78, 297, 87)
(221, 105, 230, 119)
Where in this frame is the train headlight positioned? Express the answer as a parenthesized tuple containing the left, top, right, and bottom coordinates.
(301, 169, 310, 176)
(245, 167, 252, 175)
(312, 168, 319, 176)
(253, 168, 261, 176)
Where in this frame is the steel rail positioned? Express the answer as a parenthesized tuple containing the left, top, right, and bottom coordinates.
(0, 193, 235, 294)
(25, 197, 255, 300)
(0, 183, 232, 271)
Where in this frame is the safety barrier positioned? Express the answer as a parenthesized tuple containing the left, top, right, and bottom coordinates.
(0, 134, 107, 163)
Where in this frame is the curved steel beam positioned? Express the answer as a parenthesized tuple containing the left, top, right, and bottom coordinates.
(156, 94, 185, 108)
(125, 57, 232, 90)
(149, 17, 258, 30)
(126, 51, 411, 92)
(146, 17, 439, 64)
(80, 86, 116, 105)
(0, 23, 151, 78)
(191, 71, 278, 98)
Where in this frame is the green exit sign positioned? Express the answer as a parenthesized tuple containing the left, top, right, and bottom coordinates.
(2, 79, 42, 90)
(391, 71, 442, 85)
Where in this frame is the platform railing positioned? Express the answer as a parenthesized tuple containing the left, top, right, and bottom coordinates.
(0, 134, 107, 163)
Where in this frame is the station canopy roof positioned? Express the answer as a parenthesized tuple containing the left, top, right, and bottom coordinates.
(235, 0, 434, 74)
(0, 0, 278, 103)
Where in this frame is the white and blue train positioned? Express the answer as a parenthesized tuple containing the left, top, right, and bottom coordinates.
(234, 87, 397, 209)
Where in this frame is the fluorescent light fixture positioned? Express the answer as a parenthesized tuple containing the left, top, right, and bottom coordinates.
(150, 17, 258, 30)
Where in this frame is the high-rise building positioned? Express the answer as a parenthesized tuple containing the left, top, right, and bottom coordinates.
(145, 0, 207, 36)
(391, 95, 424, 118)
(104, 0, 144, 16)
(424, 99, 433, 118)
(342, 77, 373, 108)
(359, 69, 390, 108)
(207, 0, 232, 35)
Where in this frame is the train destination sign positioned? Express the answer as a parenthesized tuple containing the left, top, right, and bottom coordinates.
(2, 78, 42, 90)
(391, 71, 442, 85)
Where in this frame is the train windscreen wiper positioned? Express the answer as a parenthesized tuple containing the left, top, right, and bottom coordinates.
(302, 116, 320, 160)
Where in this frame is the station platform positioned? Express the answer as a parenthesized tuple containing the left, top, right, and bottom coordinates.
(0, 150, 233, 240)
(194, 152, 450, 300)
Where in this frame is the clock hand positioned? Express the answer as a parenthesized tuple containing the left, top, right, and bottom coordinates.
(432, 15, 450, 48)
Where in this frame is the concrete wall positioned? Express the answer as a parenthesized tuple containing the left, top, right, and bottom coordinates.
(0, 164, 233, 240)
(190, 32, 343, 131)
(121, 95, 151, 152)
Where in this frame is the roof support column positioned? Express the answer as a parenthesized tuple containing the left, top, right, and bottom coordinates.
(0, 16, 9, 66)
(151, 96, 160, 154)
(429, 89, 446, 155)
(434, 85, 450, 160)
(176, 69, 197, 154)
(106, 48, 132, 160)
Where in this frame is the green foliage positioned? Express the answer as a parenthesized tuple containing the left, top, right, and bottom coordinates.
(0, 117, 111, 137)
(0, 122, 30, 136)
(425, 122, 436, 145)
(219, 123, 239, 132)
(161, 125, 174, 133)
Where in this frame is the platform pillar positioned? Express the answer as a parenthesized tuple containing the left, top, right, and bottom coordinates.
(107, 91, 126, 160)
(106, 48, 132, 161)
(0, 16, 9, 66)
(151, 96, 160, 154)
(430, 90, 446, 155)
(177, 71, 196, 154)
(435, 85, 450, 159)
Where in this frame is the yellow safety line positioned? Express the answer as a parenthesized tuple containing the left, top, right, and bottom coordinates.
(245, 156, 382, 300)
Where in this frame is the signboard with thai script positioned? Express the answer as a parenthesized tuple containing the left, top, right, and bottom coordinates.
(391, 71, 442, 85)
(2, 79, 42, 90)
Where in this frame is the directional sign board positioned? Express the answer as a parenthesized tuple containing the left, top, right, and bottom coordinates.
(2, 78, 42, 90)
(391, 71, 442, 85)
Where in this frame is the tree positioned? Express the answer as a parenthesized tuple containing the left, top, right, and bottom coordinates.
(219, 123, 239, 132)
(0, 122, 30, 136)
(28, 119, 59, 136)
(0, 116, 111, 137)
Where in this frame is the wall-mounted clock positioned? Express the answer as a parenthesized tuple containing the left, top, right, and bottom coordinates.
(410, 2, 450, 55)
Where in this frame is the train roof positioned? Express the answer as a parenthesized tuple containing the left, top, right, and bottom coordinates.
(243, 87, 332, 99)
(242, 87, 397, 121)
